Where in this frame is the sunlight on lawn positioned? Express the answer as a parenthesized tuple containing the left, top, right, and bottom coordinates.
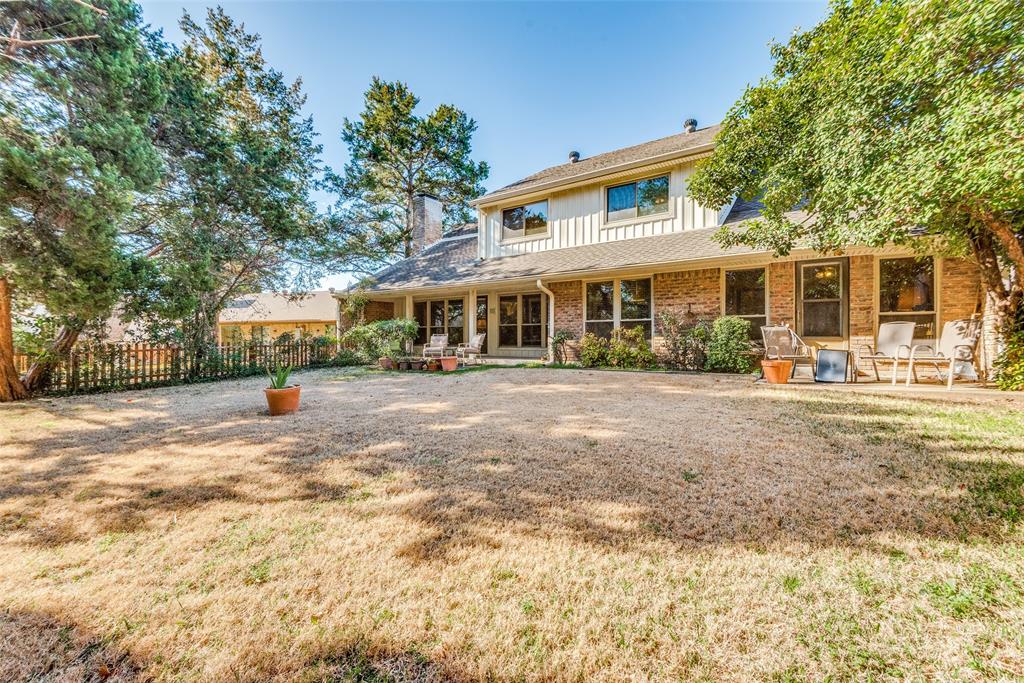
(1, 368, 1022, 681)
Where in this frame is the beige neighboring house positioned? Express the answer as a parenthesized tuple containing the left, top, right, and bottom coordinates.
(218, 291, 339, 344)
(344, 119, 991, 369)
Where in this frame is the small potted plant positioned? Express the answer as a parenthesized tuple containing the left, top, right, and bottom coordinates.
(761, 359, 793, 384)
(265, 365, 301, 415)
(426, 358, 440, 372)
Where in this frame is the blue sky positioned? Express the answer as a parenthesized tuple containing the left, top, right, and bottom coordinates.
(140, 0, 827, 287)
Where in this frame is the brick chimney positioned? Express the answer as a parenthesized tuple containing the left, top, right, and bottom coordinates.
(411, 193, 443, 254)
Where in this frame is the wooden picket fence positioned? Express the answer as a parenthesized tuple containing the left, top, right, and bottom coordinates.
(15, 341, 340, 396)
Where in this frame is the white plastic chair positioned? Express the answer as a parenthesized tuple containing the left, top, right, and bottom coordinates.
(858, 321, 915, 384)
(906, 319, 981, 389)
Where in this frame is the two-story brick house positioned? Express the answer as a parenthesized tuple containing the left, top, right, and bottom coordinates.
(345, 122, 987, 368)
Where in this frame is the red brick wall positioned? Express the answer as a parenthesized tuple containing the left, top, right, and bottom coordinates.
(651, 268, 721, 356)
(940, 257, 982, 325)
(768, 262, 795, 326)
(653, 268, 721, 319)
(849, 255, 875, 349)
(550, 280, 583, 360)
(364, 300, 395, 323)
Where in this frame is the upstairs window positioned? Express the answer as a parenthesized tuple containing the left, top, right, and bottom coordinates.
(502, 200, 548, 240)
(606, 175, 669, 223)
(879, 257, 936, 338)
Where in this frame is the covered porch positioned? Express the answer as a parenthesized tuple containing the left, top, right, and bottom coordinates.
(360, 282, 554, 361)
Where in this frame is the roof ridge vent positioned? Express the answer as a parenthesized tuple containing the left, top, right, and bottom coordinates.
(683, 118, 698, 133)
(568, 150, 580, 163)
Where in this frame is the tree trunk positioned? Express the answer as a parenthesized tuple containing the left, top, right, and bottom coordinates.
(0, 277, 28, 401)
(21, 320, 83, 393)
(404, 190, 415, 258)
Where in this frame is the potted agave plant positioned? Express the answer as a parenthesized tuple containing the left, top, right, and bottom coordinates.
(265, 365, 301, 415)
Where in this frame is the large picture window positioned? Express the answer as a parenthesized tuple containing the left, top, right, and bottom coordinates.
(414, 298, 464, 346)
(502, 200, 548, 240)
(800, 262, 843, 338)
(606, 175, 669, 223)
(724, 268, 767, 338)
(498, 293, 545, 347)
(585, 278, 653, 339)
(879, 257, 936, 338)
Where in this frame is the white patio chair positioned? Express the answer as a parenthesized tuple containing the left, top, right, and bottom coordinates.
(760, 325, 816, 378)
(456, 333, 486, 366)
(858, 321, 915, 385)
(905, 319, 981, 390)
(421, 334, 449, 359)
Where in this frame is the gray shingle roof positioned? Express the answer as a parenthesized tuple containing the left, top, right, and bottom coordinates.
(476, 125, 720, 205)
(366, 228, 767, 294)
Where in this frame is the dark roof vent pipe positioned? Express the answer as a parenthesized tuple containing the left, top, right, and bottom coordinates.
(568, 150, 580, 163)
(683, 118, 698, 133)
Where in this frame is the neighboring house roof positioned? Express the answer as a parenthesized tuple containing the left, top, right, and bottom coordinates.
(219, 291, 337, 324)
(363, 199, 812, 294)
(474, 124, 721, 206)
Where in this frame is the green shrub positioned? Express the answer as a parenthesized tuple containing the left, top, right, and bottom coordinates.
(579, 332, 609, 368)
(995, 327, 1024, 391)
(551, 329, 575, 364)
(658, 312, 712, 370)
(340, 318, 419, 362)
(607, 326, 656, 369)
(330, 348, 363, 367)
(704, 316, 755, 373)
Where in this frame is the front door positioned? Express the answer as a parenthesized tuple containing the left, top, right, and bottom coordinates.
(796, 258, 849, 348)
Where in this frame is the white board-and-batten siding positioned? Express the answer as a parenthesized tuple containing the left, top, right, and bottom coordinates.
(478, 163, 721, 259)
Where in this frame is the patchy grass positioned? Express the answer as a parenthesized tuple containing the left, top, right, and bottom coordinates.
(0, 369, 1022, 681)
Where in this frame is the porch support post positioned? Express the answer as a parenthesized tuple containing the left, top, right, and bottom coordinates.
(537, 279, 555, 363)
(404, 294, 413, 319)
(467, 288, 477, 343)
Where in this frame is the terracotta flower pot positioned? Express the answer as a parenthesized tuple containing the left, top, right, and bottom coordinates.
(426, 359, 440, 372)
(761, 359, 793, 384)
(265, 385, 301, 415)
(440, 356, 458, 372)
(379, 357, 393, 370)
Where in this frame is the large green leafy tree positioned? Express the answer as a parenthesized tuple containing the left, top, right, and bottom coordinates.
(689, 0, 1023, 380)
(331, 78, 488, 272)
(117, 8, 333, 352)
(0, 0, 163, 400)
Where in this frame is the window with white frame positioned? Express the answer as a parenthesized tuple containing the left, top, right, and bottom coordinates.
(414, 298, 465, 346)
(585, 278, 653, 339)
(502, 200, 548, 240)
(606, 175, 669, 223)
(498, 293, 544, 347)
(879, 256, 936, 338)
(724, 268, 767, 338)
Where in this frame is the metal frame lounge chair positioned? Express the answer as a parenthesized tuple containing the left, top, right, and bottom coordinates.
(456, 333, 486, 366)
(422, 334, 449, 359)
(905, 318, 981, 390)
(858, 321, 915, 385)
(760, 325, 816, 379)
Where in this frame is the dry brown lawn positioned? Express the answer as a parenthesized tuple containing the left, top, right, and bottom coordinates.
(1, 367, 1023, 682)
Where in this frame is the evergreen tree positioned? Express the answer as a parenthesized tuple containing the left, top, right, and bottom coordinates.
(0, 0, 162, 399)
(331, 78, 488, 272)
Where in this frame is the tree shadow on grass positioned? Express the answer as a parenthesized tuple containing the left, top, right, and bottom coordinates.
(1, 370, 1022, 558)
(0, 608, 141, 682)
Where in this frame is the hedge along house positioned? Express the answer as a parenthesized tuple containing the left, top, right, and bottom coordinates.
(218, 291, 340, 344)
(344, 121, 990, 370)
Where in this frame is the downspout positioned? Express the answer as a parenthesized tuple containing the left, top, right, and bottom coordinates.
(536, 279, 555, 363)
